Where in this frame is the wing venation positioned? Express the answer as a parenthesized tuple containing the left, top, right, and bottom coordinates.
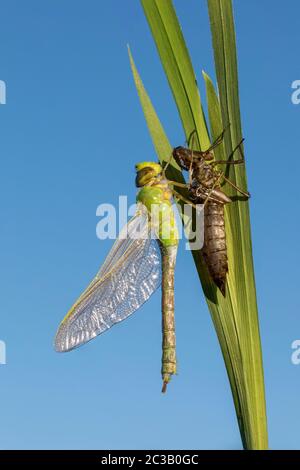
(55, 209, 161, 352)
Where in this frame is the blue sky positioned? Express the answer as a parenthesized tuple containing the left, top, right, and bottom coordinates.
(0, 0, 299, 450)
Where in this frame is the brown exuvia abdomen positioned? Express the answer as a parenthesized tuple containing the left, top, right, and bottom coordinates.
(202, 202, 228, 296)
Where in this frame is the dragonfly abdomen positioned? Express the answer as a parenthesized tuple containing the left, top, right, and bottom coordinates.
(202, 202, 228, 296)
(161, 244, 177, 393)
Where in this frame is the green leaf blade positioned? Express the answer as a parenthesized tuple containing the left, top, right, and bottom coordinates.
(141, 0, 210, 150)
(207, 0, 268, 449)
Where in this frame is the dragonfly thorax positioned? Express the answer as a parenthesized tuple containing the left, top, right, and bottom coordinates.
(192, 161, 219, 188)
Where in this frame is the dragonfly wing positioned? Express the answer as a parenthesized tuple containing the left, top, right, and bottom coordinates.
(55, 208, 161, 352)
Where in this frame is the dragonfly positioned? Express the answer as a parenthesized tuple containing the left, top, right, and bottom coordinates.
(55, 162, 188, 393)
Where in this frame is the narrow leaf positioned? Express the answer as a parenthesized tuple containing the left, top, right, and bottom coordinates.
(207, 0, 268, 449)
(141, 0, 210, 150)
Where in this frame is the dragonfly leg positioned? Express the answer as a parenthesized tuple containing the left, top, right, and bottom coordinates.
(187, 129, 197, 147)
(202, 172, 224, 207)
(227, 138, 245, 160)
(212, 158, 244, 166)
(204, 123, 231, 153)
(212, 138, 245, 166)
(186, 131, 197, 185)
(211, 139, 250, 198)
(167, 180, 190, 189)
(222, 175, 250, 198)
(172, 189, 198, 209)
(188, 149, 195, 185)
(162, 154, 172, 180)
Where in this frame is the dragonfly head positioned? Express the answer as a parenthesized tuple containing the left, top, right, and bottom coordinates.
(135, 162, 162, 187)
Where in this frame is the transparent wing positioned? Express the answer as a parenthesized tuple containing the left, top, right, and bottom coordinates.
(55, 207, 161, 352)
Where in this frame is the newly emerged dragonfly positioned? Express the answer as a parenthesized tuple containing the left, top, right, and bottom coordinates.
(55, 162, 183, 392)
(172, 129, 250, 296)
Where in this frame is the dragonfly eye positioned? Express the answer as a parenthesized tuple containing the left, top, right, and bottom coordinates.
(135, 167, 156, 187)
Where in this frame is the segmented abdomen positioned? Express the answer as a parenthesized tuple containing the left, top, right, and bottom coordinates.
(160, 244, 177, 393)
(202, 202, 228, 296)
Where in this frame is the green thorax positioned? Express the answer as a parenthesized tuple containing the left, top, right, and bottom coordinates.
(135, 162, 178, 248)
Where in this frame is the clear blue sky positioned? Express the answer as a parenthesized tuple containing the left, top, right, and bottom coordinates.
(0, 0, 299, 450)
